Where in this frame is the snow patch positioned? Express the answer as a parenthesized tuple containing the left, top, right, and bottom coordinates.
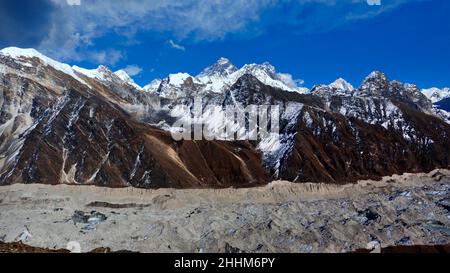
(258, 133, 281, 153)
(73, 66, 108, 82)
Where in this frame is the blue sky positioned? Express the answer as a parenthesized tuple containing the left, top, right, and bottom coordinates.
(0, 0, 449, 89)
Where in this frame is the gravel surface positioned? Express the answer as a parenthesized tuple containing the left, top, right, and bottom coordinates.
(0, 170, 449, 253)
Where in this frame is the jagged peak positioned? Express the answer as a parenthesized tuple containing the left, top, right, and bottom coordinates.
(241, 62, 276, 74)
(198, 57, 237, 78)
(237, 62, 309, 93)
(364, 70, 388, 82)
(359, 70, 390, 94)
(217, 57, 231, 65)
(329, 77, 355, 92)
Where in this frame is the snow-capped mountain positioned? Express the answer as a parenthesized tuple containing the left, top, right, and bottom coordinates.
(72, 65, 144, 91)
(422, 87, 450, 103)
(329, 78, 355, 94)
(196, 57, 238, 94)
(144, 57, 309, 98)
(229, 62, 309, 94)
(1, 47, 450, 188)
(422, 87, 450, 114)
(0, 47, 89, 86)
(311, 78, 355, 97)
(359, 71, 389, 96)
(197, 57, 238, 79)
(143, 79, 162, 93)
(145, 72, 204, 99)
(114, 69, 143, 90)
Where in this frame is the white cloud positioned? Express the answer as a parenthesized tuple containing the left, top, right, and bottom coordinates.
(37, 0, 423, 63)
(168, 40, 185, 51)
(89, 49, 124, 65)
(277, 73, 305, 88)
(66, 0, 81, 6)
(122, 65, 143, 76)
(40, 0, 276, 61)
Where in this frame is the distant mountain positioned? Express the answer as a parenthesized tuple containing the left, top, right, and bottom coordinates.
(423, 87, 450, 103)
(422, 87, 450, 114)
(311, 78, 355, 97)
(197, 57, 238, 79)
(0, 47, 449, 188)
(143, 57, 310, 97)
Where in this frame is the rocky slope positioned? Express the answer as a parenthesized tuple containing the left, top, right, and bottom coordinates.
(0, 47, 450, 188)
(0, 48, 266, 188)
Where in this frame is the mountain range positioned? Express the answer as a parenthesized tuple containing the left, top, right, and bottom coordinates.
(0, 47, 449, 188)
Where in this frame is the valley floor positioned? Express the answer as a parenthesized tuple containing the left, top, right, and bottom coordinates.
(0, 170, 449, 253)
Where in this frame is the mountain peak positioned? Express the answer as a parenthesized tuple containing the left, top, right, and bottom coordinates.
(423, 87, 450, 103)
(114, 69, 132, 81)
(329, 78, 355, 93)
(217, 57, 231, 65)
(198, 57, 237, 78)
(114, 69, 142, 90)
(359, 71, 389, 95)
(242, 62, 276, 74)
(310, 78, 355, 97)
(0, 47, 43, 59)
(1, 47, 89, 87)
(365, 71, 388, 81)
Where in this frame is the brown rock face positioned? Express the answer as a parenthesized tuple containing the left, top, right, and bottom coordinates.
(0, 85, 267, 188)
(0, 55, 267, 188)
(223, 74, 450, 183)
(279, 105, 450, 183)
(0, 52, 449, 188)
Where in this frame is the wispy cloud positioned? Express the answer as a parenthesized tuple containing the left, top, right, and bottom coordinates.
(167, 40, 185, 51)
(66, 0, 80, 6)
(0, 0, 426, 64)
(88, 49, 124, 66)
(122, 65, 143, 76)
(277, 73, 304, 88)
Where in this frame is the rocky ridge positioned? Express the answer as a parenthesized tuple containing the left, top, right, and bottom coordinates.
(0, 47, 449, 188)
